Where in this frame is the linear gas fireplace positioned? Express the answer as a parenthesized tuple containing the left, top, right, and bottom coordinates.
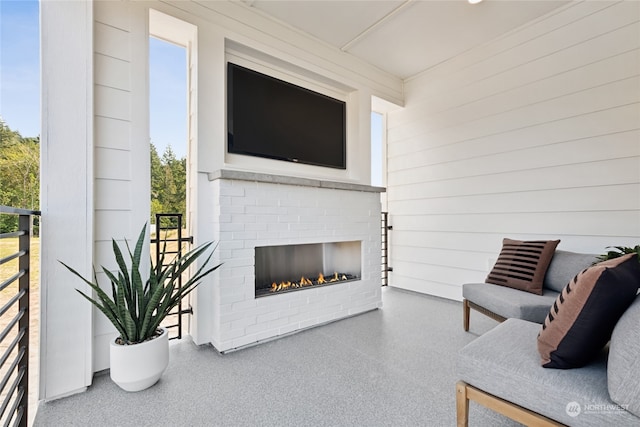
(255, 241, 361, 298)
(204, 169, 383, 352)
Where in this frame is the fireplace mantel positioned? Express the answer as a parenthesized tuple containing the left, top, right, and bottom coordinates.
(208, 169, 385, 194)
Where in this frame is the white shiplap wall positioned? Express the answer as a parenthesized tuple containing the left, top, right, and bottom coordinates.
(93, 1, 151, 370)
(386, 1, 640, 300)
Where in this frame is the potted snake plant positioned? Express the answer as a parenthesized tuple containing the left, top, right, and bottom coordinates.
(61, 223, 221, 391)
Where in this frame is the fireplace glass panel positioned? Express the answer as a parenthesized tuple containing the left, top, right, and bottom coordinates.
(255, 241, 361, 297)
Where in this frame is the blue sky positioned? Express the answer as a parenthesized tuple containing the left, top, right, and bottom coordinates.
(1, 0, 40, 137)
(149, 37, 187, 158)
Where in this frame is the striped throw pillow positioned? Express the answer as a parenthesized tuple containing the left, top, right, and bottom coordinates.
(486, 238, 560, 295)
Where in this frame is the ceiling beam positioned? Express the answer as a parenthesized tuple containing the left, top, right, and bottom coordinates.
(340, 0, 414, 52)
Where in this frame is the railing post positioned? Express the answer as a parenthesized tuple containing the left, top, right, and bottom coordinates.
(0, 206, 38, 426)
(17, 214, 30, 427)
(381, 212, 392, 287)
(153, 214, 192, 340)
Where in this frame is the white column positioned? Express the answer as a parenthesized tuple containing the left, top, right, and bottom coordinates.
(40, 0, 94, 399)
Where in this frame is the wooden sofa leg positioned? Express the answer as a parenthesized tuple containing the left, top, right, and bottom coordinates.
(463, 299, 470, 331)
(456, 382, 470, 427)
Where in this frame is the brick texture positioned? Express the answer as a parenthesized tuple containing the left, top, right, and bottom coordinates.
(209, 178, 383, 351)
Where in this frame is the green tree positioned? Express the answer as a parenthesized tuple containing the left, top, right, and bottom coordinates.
(150, 143, 186, 227)
(150, 143, 164, 221)
(0, 117, 21, 147)
(0, 118, 40, 233)
(162, 146, 186, 216)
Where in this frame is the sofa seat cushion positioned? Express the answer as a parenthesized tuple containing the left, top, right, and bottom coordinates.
(458, 318, 639, 426)
(463, 283, 558, 323)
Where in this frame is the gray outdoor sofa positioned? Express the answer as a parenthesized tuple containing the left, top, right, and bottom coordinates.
(456, 292, 640, 426)
(462, 250, 598, 331)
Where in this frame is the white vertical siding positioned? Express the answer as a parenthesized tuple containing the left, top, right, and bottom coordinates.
(40, 0, 94, 400)
(386, 1, 640, 300)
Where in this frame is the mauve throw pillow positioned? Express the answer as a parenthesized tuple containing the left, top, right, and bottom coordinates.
(485, 239, 560, 295)
(538, 254, 640, 369)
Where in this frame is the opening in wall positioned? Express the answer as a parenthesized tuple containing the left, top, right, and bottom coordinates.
(149, 36, 188, 230)
(149, 9, 197, 339)
(371, 111, 383, 187)
(255, 241, 362, 298)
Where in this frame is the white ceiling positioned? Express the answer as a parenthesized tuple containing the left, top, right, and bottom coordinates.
(243, 0, 569, 79)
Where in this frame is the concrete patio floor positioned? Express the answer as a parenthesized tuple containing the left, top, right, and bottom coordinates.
(33, 287, 519, 426)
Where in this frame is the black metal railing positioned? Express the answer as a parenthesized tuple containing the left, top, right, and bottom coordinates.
(0, 206, 39, 427)
(152, 214, 193, 340)
(381, 212, 392, 286)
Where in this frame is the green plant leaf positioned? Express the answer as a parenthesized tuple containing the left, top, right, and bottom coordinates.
(61, 261, 127, 336)
(75, 290, 128, 339)
(126, 225, 147, 326)
(597, 245, 640, 263)
(61, 223, 222, 344)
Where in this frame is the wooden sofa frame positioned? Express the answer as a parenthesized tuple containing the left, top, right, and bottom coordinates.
(462, 299, 506, 332)
(456, 381, 564, 427)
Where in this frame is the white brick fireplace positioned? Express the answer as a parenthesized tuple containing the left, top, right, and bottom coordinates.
(206, 170, 384, 352)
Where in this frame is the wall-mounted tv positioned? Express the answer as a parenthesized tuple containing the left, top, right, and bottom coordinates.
(227, 62, 346, 169)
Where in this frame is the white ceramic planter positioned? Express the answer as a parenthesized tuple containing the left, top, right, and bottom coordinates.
(109, 328, 169, 392)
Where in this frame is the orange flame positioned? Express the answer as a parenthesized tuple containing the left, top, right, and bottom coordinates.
(268, 272, 351, 293)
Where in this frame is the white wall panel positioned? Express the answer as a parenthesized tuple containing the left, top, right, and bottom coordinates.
(94, 85, 131, 121)
(94, 22, 130, 60)
(40, 0, 94, 401)
(392, 211, 639, 240)
(392, 11, 639, 145)
(389, 104, 639, 183)
(386, 1, 640, 300)
(94, 116, 130, 150)
(390, 184, 640, 216)
(390, 128, 640, 176)
(94, 179, 132, 211)
(93, 210, 135, 242)
(94, 0, 131, 30)
(392, 49, 639, 147)
(389, 142, 640, 201)
(94, 54, 131, 90)
(94, 147, 131, 181)
(389, 100, 639, 162)
(92, 0, 149, 374)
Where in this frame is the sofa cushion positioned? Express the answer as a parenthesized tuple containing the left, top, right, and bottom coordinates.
(463, 283, 558, 324)
(544, 250, 599, 293)
(608, 294, 640, 417)
(486, 238, 560, 295)
(458, 318, 639, 426)
(538, 254, 640, 369)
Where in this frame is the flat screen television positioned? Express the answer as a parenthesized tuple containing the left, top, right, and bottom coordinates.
(227, 62, 346, 169)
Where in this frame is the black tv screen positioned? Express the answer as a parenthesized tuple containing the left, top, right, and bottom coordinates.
(227, 62, 346, 169)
